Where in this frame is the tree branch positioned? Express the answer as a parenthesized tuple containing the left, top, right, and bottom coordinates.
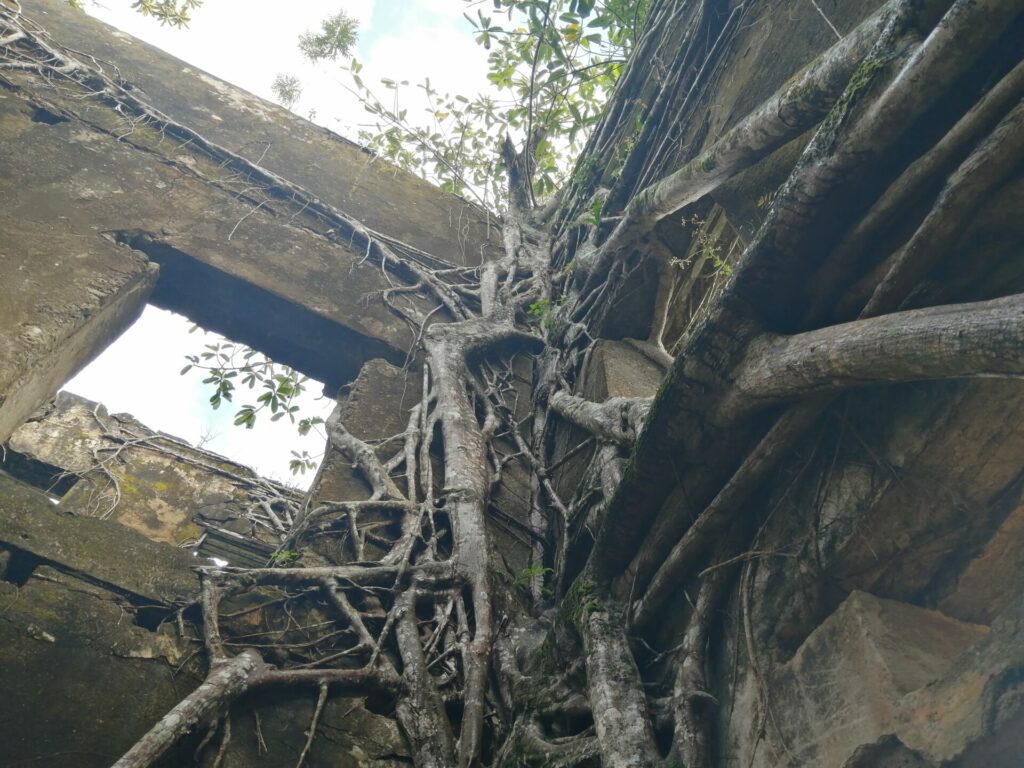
(549, 391, 651, 446)
(112, 650, 264, 768)
(722, 293, 1024, 419)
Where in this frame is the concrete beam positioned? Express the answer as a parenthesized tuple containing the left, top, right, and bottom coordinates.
(0, 217, 156, 443)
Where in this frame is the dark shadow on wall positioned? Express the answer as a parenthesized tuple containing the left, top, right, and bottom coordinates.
(110, 231, 406, 394)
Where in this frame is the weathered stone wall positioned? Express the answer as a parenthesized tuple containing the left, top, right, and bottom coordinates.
(0, 472, 408, 767)
(1, 0, 1023, 765)
(0, 217, 156, 443)
(0, 0, 499, 441)
(5, 391, 301, 548)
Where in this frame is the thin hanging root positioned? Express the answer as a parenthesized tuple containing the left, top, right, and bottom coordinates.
(211, 715, 232, 768)
(192, 717, 221, 764)
(294, 683, 329, 768)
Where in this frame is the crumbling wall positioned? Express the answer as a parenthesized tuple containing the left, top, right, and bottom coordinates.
(5, 391, 303, 549)
(0, 472, 410, 767)
(0, 0, 499, 438)
(1, 0, 1023, 765)
(0, 217, 156, 443)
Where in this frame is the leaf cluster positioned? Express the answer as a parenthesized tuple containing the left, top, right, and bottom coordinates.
(180, 335, 324, 435)
(278, 0, 648, 209)
(288, 450, 319, 476)
(467, 0, 648, 199)
(298, 10, 359, 63)
(130, 0, 202, 28)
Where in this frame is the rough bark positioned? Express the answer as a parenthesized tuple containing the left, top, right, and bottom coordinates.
(589, 0, 908, 266)
(580, 594, 661, 768)
(112, 650, 264, 768)
(549, 391, 652, 446)
(723, 293, 1024, 418)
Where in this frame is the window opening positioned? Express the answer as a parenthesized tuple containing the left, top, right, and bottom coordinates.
(64, 304, 335, 488)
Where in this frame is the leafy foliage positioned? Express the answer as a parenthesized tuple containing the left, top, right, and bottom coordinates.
(298, 10, 359, 63)
(288, 450, 319, 476)
(130, 0, 203, 28)
(526, 297, 560, 333)
(462, 0, 649, 200)
(180, 334, 323, 434)
(269, 549, 302, 566)
(271, 74, 303, 110)
(280, 0, 648, 209)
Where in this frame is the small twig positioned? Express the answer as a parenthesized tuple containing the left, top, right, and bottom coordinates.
(295, 683, 329, 768)
(808, 0, 843, 40)
(211, 715, 231, 768)
(697, 548, 797, 577)
(253, 710, 268, 755)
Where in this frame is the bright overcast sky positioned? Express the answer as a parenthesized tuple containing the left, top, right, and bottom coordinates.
(66, 1, 492, 486)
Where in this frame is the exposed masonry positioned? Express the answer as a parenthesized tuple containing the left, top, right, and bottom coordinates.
(1, 0, 1023, 766)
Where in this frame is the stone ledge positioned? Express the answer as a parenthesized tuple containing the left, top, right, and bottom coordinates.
(0, 473, 199, 604)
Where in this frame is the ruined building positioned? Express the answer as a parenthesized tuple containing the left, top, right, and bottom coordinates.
(1, 0, 1023, 766)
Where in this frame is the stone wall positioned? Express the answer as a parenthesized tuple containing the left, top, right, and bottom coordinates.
(0, 472, 408, 767)
(0, 0, 499, 441)
(4, 391, 300, 550)
(1, 0, 1023, 765)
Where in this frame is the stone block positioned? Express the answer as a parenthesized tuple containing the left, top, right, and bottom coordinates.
(939, 498, 1024, 624)
(550, 338, 665, 506)
(0, 567, 199, 767)
(742, 591, 986, 767)
(0, 473, 198, 604)
(0, 215, 156, 442)
(895, 592, 1024, 766)
(800, 378, 1024, 605)
(3, 2, 501, 390)
(583, 339, 665, 401)
(304, 359, 421, 562)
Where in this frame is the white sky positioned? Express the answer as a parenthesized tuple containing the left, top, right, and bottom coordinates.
(84, 0, 494, 139)
(65, 1, 492, 485)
